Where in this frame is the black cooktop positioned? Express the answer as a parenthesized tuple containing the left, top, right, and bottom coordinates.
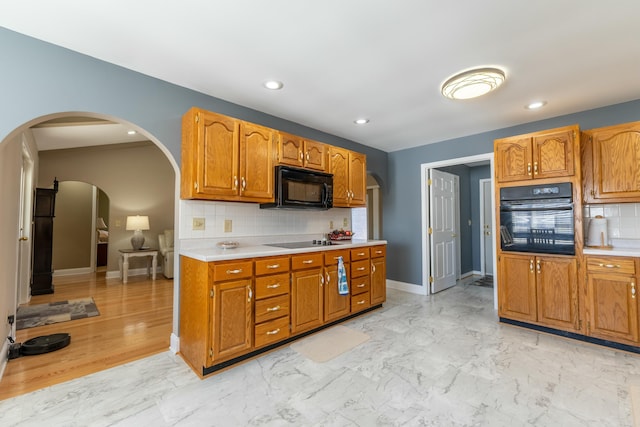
(265, 240, 339, 249)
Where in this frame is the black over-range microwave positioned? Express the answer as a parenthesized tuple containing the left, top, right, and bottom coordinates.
(260, 166, 333, 210)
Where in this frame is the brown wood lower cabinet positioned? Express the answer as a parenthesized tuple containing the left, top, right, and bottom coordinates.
(586, 256, 639, 344)
(290, 252, 324, 334)
(179, 244, 386, 377)
(498, 253, 579, 331)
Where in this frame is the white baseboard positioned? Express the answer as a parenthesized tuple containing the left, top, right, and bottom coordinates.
(170, 333, 180, 354)
(460, 270, 482, 279)
(386, 279, 427, 295)
(104, 267, 162, 280)
(54, 267, 93, 277)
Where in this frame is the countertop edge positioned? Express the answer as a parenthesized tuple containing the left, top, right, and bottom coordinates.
(180, 240, 387, 262)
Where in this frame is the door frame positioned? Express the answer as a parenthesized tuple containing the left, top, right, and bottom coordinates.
(479, 178, 493, 278)
(420, 153, 497, 308)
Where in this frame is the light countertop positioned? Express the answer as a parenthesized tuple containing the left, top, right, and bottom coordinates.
(583, 238, 640, 257)
(180, 239, 387, 262)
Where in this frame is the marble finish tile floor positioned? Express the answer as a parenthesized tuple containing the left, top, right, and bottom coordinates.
(2, 283, 639, 426)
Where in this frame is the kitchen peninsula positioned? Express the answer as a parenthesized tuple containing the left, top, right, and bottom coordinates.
(179, 239, 387, 377)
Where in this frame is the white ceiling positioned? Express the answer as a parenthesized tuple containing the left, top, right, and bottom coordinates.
(31, 120, 146, 151)
(2, 1, 640, 153)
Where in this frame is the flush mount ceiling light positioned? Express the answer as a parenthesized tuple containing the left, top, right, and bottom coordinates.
(441, 67, 506, 100)
(526, 101, 547, 110)
(354, 118, 370, 125)
(263, 80, 284, 90)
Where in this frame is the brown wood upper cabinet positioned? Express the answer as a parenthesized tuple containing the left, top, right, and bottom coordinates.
(582, 121, 640, 203)
(329, 147, 367, 207)
(278, 132, 327, 171)
(494, 125, 578, 183)
(181, 107, 276, 202)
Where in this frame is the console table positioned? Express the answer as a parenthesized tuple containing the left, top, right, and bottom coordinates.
(118, 248, 158, 284)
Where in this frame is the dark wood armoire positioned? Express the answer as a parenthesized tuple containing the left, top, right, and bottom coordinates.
(31, 180, 58, 295)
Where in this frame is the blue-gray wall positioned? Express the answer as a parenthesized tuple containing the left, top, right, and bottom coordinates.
(0, 27, 388, 186)
(386, 100, 640, 286)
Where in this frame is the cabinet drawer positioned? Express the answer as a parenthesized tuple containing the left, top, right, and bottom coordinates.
(351, 292, 370, 312)
(351, 275, 370, 295)
(255, 256, 289, 276)
(212, 260, 253, 281)
(351, 259, 370, 278)
(350, 248, 370, 262)
(255, 273, 290, 299)
(255, 294, 290, 324)
(586, 257, 635, 274)
(370, 245, 386, 258)
(255, 316, 290, 348)
(291, 253, 323, 270)
(324, 249, 351, 266)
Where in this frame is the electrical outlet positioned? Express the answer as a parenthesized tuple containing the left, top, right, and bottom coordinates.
(192, 217, 205, 230)
(329, 220, 334, 229)
(343, 218, 348, 227)
(224, 219, 232, 233)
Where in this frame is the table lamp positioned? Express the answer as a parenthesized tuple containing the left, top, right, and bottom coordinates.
(126, 215, 150, 250)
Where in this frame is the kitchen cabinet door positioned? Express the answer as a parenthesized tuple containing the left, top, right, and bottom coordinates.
(532, 129, 575, 180)
(370, 256, 386, 305)
(277, 133, 327, 171)
(182, 108, 239, 199)
(291, 268, 324, 333)
(494, 137, 532, 183)
(349, 151, 367, 206)
(239, 122, 275, 201)
(498, 253, 537, 322)
(583, 121, 640, 202)
(587, 272, 638, 344)
(209, 279, 253, 364)
(324, 264, 350, 322)
(535, 256, 579, 331)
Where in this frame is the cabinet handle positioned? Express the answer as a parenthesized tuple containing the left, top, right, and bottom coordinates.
(372, 264, 376, 273)
(226, 269, 243, 274)
(266, 305, 281, 312)
(266, 328, 281, 336)
(248, 286, 252, 302)
(357, 252, 365, 256)
(306, 152, 310, 161)
(375, 250, 382, 254)
(536, 259, 541, 273)
(527, 163, 532, 175)
(302, 260, 314, 264)
(533, 162, 538, 175)
(266, 264, 280, 269)
(356, 300, 366, 305)
(529, 259, 534, 273)
(320, 274, 324, 286)
(357, 267, 366, 271)
(598, 263, 621, 269)
(632, 280, 636, 299)
(357, 283, 365, 288)
(326, 273, 330, 284)
(266, 283, 281, 289)
(233, 176, 238, 190)
(299, 151, 304, 160)
(241, 177, 246, 191)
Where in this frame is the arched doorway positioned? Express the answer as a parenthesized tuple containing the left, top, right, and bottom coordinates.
(1, 112, 180, 398)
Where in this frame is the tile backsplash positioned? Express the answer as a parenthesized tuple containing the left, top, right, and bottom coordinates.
(180, 200, 354, 240)
(583, 203, 640, 240)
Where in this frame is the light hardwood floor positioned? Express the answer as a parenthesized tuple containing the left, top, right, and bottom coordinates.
(0, 272, 174, 400)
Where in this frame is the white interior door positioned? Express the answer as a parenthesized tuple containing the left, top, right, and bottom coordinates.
(429, 169, 458, 293)
(481, 179, 494, 276)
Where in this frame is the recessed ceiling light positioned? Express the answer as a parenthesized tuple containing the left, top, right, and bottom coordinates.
(525, 101, 547, 110)
(441, 67, 506, 100)
(263, 80, 284, 90)
(354, 118, 370, 125)
(127, 130, 137, 135)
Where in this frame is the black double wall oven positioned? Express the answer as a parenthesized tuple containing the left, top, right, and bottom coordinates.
(499, 182, 575, 256)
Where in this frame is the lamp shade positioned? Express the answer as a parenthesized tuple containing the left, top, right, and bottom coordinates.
(126, 215, 150, 231)
(96, 217, 108, 230)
